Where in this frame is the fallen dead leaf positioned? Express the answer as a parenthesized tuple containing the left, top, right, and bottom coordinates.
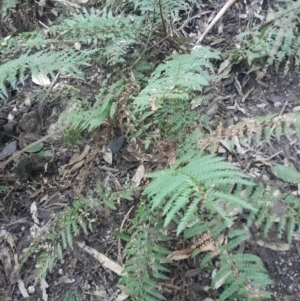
(18, 279, 29, 298)
(32, 73, 51, 87)
(241, 87, 254, 102)
(69, 160, 85, 173)
(30, 201, 39, 224)
(131, 164, 145, 187)
(0, 141, 17, 160)
(69, 145, 91, 165)
(61, 145, 91, 177)
(54, 275, 75, 285)
(28, 186, 44, 199)
(167, 249, 192, 261)
(116, 293, 129, 301)
(255, 239, 290, 251)
(218, 58, 232, 77)
(6, 232, 15, 249)
(24, 95, 31, 106)
(0, 246, 12, 274)
(103, 147, 113, 165)
(40, 278, 49, 301)
(56, 0, 81, 8)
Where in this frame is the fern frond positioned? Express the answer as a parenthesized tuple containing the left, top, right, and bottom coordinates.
(133, 47, 220, 110)
(202, 112, 300, 153)
(0, 0, 17, 17)
(245, 183, 300, 243)
(213, 252, 272, 301)
(146, 153, 254, 235)
(0, 50, 90, 98)
(121, 204, 169, 301)
(235, 0, 300, 72)
(67, 79, 126, 131)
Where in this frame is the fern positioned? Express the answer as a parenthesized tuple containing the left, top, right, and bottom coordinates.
(213, 252, 272, 300)
(234, 0, 300, 73)
(63, 289, 82, 301)
(129, 0, 195, 28)
(67, 79, 126, 131)
(20, 186, 136, 283)
(146, 152, 255, 235)
(19, 198, 93, 283)
(47, 7, 145, 66)
(0, 50, 90, 98)
(201, 111, 300, 153)
(142, 152, 300, 299)
(121, 204, 170, 301)
(0, 0, 17, 17)
(195, 229, 272, 301)
(133, 47, 220, 111)
(245, 183, 300, 243)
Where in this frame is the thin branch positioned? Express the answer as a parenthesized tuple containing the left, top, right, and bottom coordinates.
(196, 0, 237, 44)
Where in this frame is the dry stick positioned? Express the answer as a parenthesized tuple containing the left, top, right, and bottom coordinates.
(196, 0, 237, 45)
(118, 205, 134, 265)
(0, 124, 70, 170)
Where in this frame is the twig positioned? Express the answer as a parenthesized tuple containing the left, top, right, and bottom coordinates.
(99, 165, 119, 172)
(269, 101, 288, 136)
(196, 0, 237, 44)
(76, 241, 126, 276)
(0, 124, 70, 170)
(118, 205, 134, 265)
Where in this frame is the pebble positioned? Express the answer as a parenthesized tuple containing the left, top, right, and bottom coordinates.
(274, 102, 282, 107)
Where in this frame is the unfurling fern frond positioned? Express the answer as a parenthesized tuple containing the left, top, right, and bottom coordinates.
(133, 47, 220, 111)
(0, 50, 90, 98)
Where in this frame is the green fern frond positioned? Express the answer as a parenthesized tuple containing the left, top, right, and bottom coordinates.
(133, 47, 220, 110)
(146, 153, 255, 235)
(0, 50, 90, 98)
(121, 204, 169, 301)
(213, 252, 272, 301)
(67, 79, 126, 131)
(244, 183, 300, 243)
(1, 0, 17, 17)
(63, 289, 82, 301)
(235, 0, 300, 72)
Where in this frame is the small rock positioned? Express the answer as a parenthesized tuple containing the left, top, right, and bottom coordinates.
(28, 286, 35, 294)
(274, 102, 282, 107)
